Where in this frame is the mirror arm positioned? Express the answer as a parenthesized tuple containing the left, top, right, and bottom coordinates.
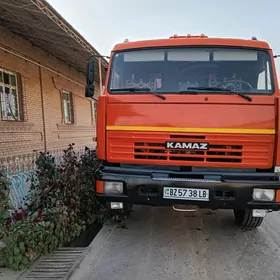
(90, 55, 110, 60)
(90, 96, 98, 102)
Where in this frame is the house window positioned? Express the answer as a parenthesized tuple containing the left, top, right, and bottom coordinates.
(62, 90, 74, 124)
(0, 69, 21, 121)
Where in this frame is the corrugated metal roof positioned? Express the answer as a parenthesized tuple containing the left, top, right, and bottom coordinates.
(0, 0, 108, 74)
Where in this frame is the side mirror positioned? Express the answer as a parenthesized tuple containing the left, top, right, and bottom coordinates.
(85, 58, 95, 98)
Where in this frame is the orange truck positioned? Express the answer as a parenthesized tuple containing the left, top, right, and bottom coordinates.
(85, 34, 280, 229)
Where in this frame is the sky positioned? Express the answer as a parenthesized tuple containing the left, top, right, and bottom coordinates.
(47, 0, 280, 80)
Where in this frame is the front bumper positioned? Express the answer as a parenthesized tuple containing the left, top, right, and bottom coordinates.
(95, 166, 280, 211)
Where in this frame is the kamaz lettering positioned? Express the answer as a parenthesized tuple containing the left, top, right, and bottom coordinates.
(165, 142, 209, 150)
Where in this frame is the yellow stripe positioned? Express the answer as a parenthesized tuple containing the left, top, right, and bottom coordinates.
(106, 126, 275, 135)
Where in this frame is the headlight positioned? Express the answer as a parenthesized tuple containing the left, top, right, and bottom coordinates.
(253, 188, 275, 201)
(104, 181, 123, 194)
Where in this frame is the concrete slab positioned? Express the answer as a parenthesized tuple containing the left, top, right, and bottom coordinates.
(69, 205, 280, 280)
(69, 221, 117, 280)
(0, 268, 24, 280)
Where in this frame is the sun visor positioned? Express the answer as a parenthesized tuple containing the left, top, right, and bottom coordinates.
(167, 50, 210, 61)
(123, 50, 165, 62)
(213, 50, 258, 61)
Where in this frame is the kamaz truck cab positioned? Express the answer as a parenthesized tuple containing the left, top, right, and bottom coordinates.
(85, 34, 280, 229)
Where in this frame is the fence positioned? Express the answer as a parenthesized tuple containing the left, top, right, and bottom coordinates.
(0, 148, 86, 210)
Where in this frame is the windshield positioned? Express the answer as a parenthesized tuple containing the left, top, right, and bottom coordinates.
(108, 47, 274, 94)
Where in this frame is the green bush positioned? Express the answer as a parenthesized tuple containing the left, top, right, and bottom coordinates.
(1, 144, 105, 270)
(0, 170, 11, 236)
(0, 170, 11, 267)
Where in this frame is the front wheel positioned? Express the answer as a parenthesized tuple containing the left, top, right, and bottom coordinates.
(233, 209, 264, 229)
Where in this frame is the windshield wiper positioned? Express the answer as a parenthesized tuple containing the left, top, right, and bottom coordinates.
(110, 88, 166, 100)
(185, 87, 252, 102)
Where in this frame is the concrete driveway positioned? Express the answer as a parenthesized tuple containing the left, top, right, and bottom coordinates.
(70, 206, 280, 280)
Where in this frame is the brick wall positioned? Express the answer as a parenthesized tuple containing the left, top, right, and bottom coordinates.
(0, 28, 99, 158)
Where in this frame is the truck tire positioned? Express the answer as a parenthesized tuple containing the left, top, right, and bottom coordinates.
(233, 209, 264, 229)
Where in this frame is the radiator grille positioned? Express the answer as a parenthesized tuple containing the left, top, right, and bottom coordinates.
(134, 141, 243, 163)
(107, 131, 274, 168)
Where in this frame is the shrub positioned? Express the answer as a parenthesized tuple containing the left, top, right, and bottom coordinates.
(1, 144, 104, 270)
(0, 170, 11, 267)
(0, 170, 11, 236)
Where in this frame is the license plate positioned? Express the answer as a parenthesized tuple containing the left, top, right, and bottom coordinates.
(163, 187, 209, 201)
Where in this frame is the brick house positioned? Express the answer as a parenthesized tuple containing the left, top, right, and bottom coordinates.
(0, 0, 108, 168)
